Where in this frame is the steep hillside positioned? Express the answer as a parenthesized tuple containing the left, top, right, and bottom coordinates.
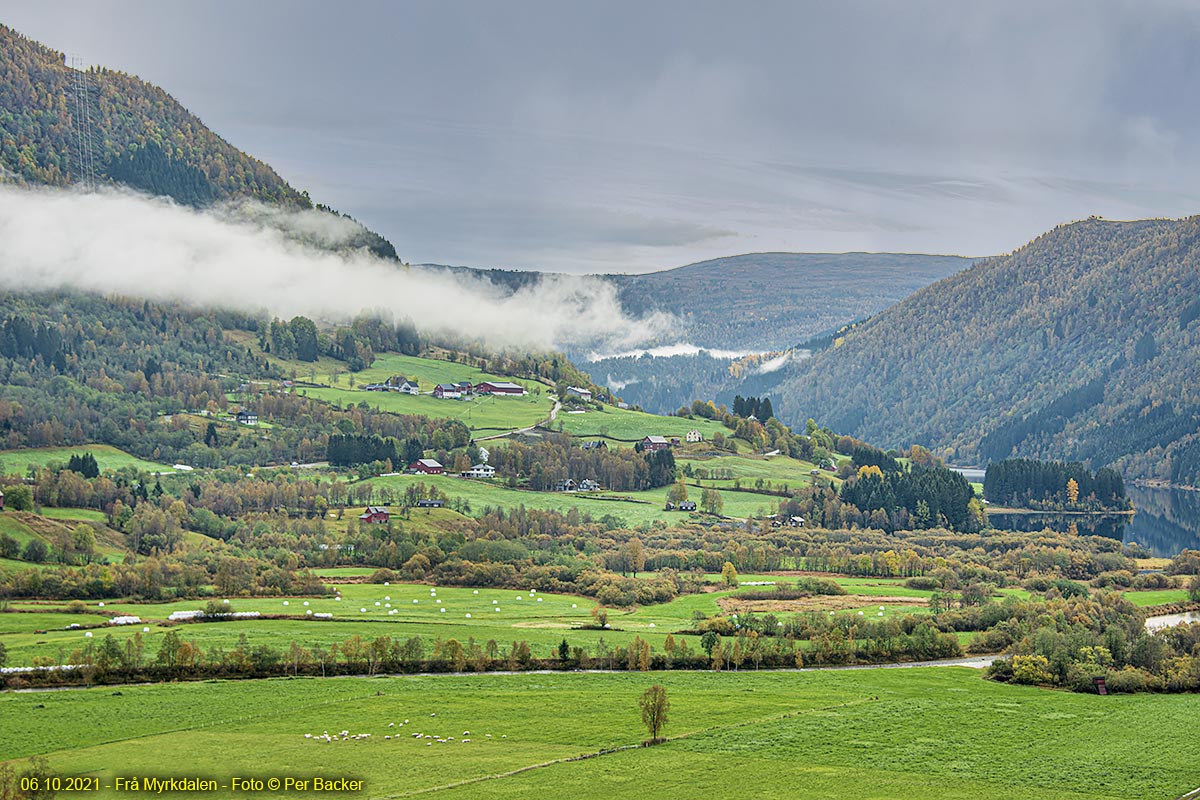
(0, 23, 396, 258)
(774, 216, 1200, 486)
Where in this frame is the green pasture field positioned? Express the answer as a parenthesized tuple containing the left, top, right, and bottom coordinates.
(368, 472, 797, 524)
(37, 508, 108, 523)
(623, 484, 783, 520)
(0, 513, 42, 546)
(320, 352, 547, 394)
(0, 445, 172, 476)
(393, 474, 793, 523)
(1122, 588, 1190, 607)
(555, 407, 734, 445)
(365, 474, 672, 526)
(301, 386, 553, 433)
(680, 452, 827, 485)
(0, 556, 52, 572)
(1, 578, 942, 666)
(2, 668, 1194, 800)
(309, 567, 379, 578)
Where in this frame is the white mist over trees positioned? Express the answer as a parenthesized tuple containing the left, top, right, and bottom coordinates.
(0, 185, 674, 352)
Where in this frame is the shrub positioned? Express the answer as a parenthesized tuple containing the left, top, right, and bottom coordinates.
(1091, 571, 1133, 589)
(904, 576, 940, 590)
(1011, 654, 1054, 685)
(1104, 666, 1153, 693)
(1131, 573, 1171, 590)
(370, 568, 398, 584)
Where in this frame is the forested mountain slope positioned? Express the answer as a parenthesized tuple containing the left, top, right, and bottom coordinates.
(0, 23, 396, 258)
(774, 216, 1200, 486)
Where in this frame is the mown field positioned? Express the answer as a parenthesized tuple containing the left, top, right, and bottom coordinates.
(365, 474, 675, 526)
(363, 473, 801, 525)
(301, 386, 554, 433)
(1, 578, 943, 666)
(2, 668, 1195, 800)
(555, 406, 734, 445)
(0, 445, 173, 476)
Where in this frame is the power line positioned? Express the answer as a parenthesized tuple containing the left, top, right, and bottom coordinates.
(69, 56, 98, 191)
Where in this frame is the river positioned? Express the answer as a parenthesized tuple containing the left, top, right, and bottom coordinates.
(1145, 610, 1200, 632)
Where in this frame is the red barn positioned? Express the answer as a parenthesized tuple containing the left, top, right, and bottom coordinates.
(475, 381, 526, 396)
(358, 506, 390, 524)
(409, 458, 444, 475)
(641, 435, 670, 451)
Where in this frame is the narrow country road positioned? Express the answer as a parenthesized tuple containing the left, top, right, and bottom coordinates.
(474, 398, 561, 442)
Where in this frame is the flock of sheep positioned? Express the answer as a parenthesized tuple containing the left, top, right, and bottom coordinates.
(303, 717, 507, 746)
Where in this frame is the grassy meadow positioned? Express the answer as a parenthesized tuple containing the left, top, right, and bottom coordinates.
(2, 668, 1195, 800)
(246, 351, 556, 434)
(0, 577, 950, 667)
(0, 445, 172, 476)
(362, 473, 806, 525)
(301, 386, 554, 433)
(555, 406, 734, 444)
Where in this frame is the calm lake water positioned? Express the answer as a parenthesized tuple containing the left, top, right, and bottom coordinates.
(986, 484, 1200, 557)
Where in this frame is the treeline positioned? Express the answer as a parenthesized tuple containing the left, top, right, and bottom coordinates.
(263, 314, 420, 369)
(838, 463, 983, 533)
(0, 557, 328, 601)
(486, 435, 678, 492)
(983, 459, 1128, 510)
(326, 434, 400, 469)
(731, 395, 774, 421)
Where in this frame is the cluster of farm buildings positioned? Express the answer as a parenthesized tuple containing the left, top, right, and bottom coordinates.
(361, 377, 529, 399)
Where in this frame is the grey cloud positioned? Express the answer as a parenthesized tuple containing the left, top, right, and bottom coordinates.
(5, 1, 1200, 272)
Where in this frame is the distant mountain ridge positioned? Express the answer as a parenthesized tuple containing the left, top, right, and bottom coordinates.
(421, 252, 973, 351)
(610, 252, 973, 349)
(0, 23, 397, 259)
(773, 216, 1200, 487)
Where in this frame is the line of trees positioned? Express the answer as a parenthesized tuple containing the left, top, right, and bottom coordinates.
(983, 458, 1128, 510)
(839, 463, 984, 533)
(326, 434, 399, 468)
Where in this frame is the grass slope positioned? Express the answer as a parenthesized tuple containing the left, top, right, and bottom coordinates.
(0, 445, 172, 476)
(556, 406, 732, 445)
(2, 669, 1193, 800)
(302, 386, 553, 432)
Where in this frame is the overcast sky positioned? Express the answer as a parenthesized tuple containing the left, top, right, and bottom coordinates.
(6, 1, 1200, 273)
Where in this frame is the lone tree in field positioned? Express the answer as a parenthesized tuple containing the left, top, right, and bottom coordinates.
(639, 684, 670, 744)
